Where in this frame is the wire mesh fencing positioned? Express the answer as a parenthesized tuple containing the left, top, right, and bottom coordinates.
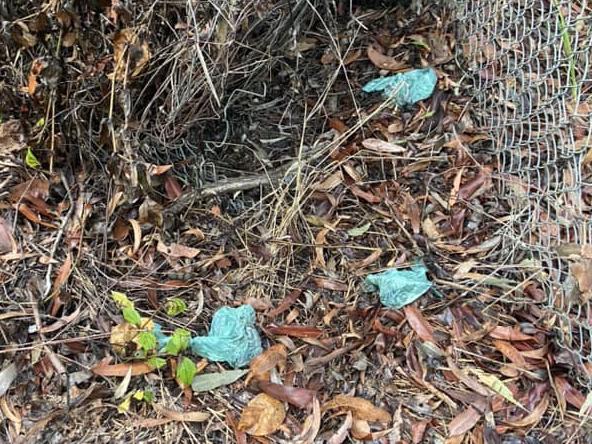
(457, 0, 592, 380)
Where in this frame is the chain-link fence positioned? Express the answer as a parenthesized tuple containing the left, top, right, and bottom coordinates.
(457, 0, 592, 378)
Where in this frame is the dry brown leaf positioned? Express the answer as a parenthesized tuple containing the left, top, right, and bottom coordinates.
(448, 406, 481, 436)
(164, 176, 183, 201)
(153, 404, 209, 422)
(351, 419, 371, 440)
(50, 254, 72, 298)
(238, 393, 286, 436)
(367, 46, 406, 71)
(17, 203, 57, 229)
(292, 398, 321, 444)
(314, 228, 328, 269)
(38, 306, 81, 334)
(27, 59, 48, 95)
(422, 218, 441, 240)
(457, 167, 492, 202)
(327, 412, 353, 444)
(404, 306, 436, 343)
(111, 29, 151, 80)
(91, 359, 153, 376)
(312, 277, 348, 291)
(110, 322, 138, 356)
(258, 381, 316, 409)
(571, 259, 592, 302)
(157, 240, 200, 259)
(554, 376, 585, 409)
(247, 344, 287, 383)
(349, 185, 381, 204)
(361, 138, 406, 154)
(505, 394, 548, 428)
(404, 193, 421, 234)
(411, 419, 430, 444)
(489, 326, 534, 342)
(0, 217, 16, 254)
(0, 120, 27, 154)
(492, 339, 528, 369)
(323, 395, 390, 423)
(267, 325, 322, 338)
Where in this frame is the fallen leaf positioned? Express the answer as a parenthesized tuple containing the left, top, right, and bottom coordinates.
(157, 240, 200, 259)
(267, 289, 302, 318)
(323, 395, 390, 423)
(114, 366, 133, 399)
(489, 326, 534, 342)
(153, 404, 209, 422)
(470, 369, 523, 408)
(367, 46, 407, 71)
(111, 29, 151, 80)
(50, 254, 72, 298)
(506, 394, 549, 428)
(267, 325, 323, 338)
(448, 406, 481, 436)
(313, 277, 348, 291)
(362, 138, 406, 154)
(554, 376, 586, 409)
(247, 344, 287, 383)
(38, 306, 81, 334)
(292, 398, 321, 444)
(191, 369, 247, 392)
(0, 120, 27, 154)
(351, 419, 371, 440)
(91, 360, 153, 377)
(164, 176, 183, 201)
(571, 259, 592, 302)
(0, 363, 17, 396)
(404, 305, 436, 343)
(327, 412, 353, 444)
(258, 381, 316, 409)
(411, 419, 430, 444)
(347, 223, 371, 237)
(0, 217, 16, 254)
(349, 184, 382, 204)
(492, 340, 528, 369)
(27, 59, 48, 95)
(238, 393, 286, 436)
(457, 168, 492, 201)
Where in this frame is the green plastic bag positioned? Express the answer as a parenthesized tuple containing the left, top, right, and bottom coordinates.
(152, 304, 262, 368)
(363, 68, 438, 107)
(365, 264, 432, 309)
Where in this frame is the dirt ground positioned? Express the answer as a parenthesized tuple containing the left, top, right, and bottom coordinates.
(1, 1, 591, 443)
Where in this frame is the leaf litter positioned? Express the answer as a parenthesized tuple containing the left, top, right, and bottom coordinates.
(0, 0, 589, 442)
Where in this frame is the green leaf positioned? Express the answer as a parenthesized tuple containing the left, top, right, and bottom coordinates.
(137, 331, 157, 352)
(470, 368, 524, 409)
(112, 291, 134, 309)
(143, 390, 154, 403)
(25, 147, 40, 169)
(176, 357, 197, 387)
(122, 307, 142, 326)
(35, 117, 45, 127)
(133, 390, 145, 401)
(165, 328, 191, 356)
(347, 222, 371, 237)
(165, 298, 187, 317)
(146, 356, 167, 370)
(191, 369, 248, 392)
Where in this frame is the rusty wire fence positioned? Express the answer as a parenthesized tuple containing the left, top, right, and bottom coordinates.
(457, 0, 592, 380)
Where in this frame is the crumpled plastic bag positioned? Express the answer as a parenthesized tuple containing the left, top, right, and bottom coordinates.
(362, 68, 438, 107)
(365, 264, 432, 309)
(153, 304, 262, 368)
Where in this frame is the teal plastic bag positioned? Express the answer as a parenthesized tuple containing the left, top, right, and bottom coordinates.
(363, 68, 438, 107)
(365, 264, 432, 309)
(152, 304, 262, 368)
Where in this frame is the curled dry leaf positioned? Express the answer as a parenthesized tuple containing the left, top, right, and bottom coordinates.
(554, 376, 585, 409)
(448, 406, 481, 436)
(492, 339, 528, 369)
(351, 419, 372, 440)
(571, 259, 592, 302)
(292, 398, 321, 444)
(361, 138, 406, 154)
(323, 395, 390, 424)
(505, 394, 549, 428)
(258, 381, 316, 409)
(367, 45, 407, 71)
(0, 217, 17, 254)
(0, 120, 27, 154)
(238, 393, 286, 436)
(327, 412, 353, 444)
(111, 28, 151, 80)
(153, 404, 209, 422)
(247, 344, 287, 383)
(157, 240, 200, 259)
(488, 326, 534, 342)
(28, 58, 48, 95)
